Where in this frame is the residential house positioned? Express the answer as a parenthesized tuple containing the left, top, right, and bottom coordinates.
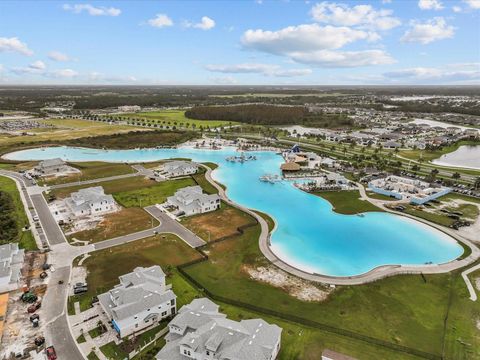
(0, 243, 24, 293)
(166, 186, 220, 216)
(156, 298, 282, 360)
(64, 186, 117, 218)
(34, 158, 70, 175)
(158, 161, 199, 178)
(382, 141, 401, 149)
(322, 349, 358, 360)
(98, 266, 176, 338)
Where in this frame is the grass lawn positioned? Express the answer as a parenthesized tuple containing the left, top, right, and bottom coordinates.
(182, 222, 472, 358)
(398, 140, 480, 162)
(366, 191, 398, 201)
(76, 333, 86, 343)
(181, 202, 255, 242)
(86, 352, 100, 360)
(100, 341, 129, 360)
(114, 177, 196, 207)
(68, 234, 202, 312)
(41, 162, 135, 186)
(88, 323, 107, 338)
(120, 110, 237, 129)
(313, 190, 383, 214)
(67, 207, 158, 243)
(192, 170, 218, 194)
(0, 175, 37, 250)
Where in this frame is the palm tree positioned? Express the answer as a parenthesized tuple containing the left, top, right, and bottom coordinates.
(474, 177, 480, 190)
(452, 172, 461, 180)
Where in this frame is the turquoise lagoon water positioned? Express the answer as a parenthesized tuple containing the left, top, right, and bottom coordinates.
(5, 146, 463, 277)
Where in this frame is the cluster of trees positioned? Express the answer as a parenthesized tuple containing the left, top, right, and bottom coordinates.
(63, 130, 196, 149)
(186, 104, 354, 128)
(0, 191, 18, 244)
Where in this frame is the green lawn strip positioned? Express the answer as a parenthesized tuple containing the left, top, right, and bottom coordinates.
(114, 177, 196, 207)
(41, 162, 135, 186)
(133, 338, 166, 360)
(0, 175, 37, 250)
(402, 205, 454, 227)
(252, 210, 276, 232)
(76, 333, 86, 344)
(443, 268, 480, 360)
(442, 193, 480, 204)
(68, 234, 202, 312)
(313, 190, 383, 215)
(182, 225, 454, 356)
(86, 351, 100, 360)
(191, 170, 218, 194)
(201, 161, 219, 170)
(366, 191, 399, 201)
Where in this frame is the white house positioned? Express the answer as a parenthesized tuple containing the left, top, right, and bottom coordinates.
(322, 349, 357, 360)
(34, 158, 70, 176)
(0, 243, 24, 293)
(98, 266, 177, 338)
(166, 186, 220, 216)
(156, 298, 282, 360)
(157, 161, 199, 178)
(64, 186, 117, 218)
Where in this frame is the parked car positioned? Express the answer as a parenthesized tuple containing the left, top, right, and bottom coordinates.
(27, 301, 42, 313)
(46, 346, 57, 360)
(34, 336, 45, 346)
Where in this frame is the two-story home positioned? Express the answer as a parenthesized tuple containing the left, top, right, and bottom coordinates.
(98, 266, 177, 338)
(64, 186, 117, 218)
(156, 298, 282, 360)
(166, 186, 220, 216)
(34, 158, 71, 176)
(159, 161, 199, 178)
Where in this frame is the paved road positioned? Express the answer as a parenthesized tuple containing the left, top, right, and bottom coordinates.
(31, 194, 67, 246)
(144, 206, 206, 248)
(49, 172, 138, 190)
(43, 266, 84, 360)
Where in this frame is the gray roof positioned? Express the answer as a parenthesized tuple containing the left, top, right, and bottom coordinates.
(157, 298, 282, 360)
(98, 266, 176, 322)
(38, 158, 65, 168)
(0, 243, 24, 280)
(163, 161, 198, 171)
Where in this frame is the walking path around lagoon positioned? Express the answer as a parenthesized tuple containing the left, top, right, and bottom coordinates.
(201, 164, 480, 286)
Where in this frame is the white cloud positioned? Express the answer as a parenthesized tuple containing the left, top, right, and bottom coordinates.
(184, 16, 216, 30)
(0, 37, 33, 56)
(205, 63, 312, 77)
(242, 24, 375, 54)
(383, 63, 480, 82)
(310, 2, 401, 30)
(147, 14, 174, 28)
(30, 60, 46, 70)
(11, 60, 47, 75)
(463, 0, 480, 9)
(452, 5, 463, 12)
(48, 69, 78, 78)
(288, 49, 395, 67)
(418, 0, 444, 10)
(63, 4, 121, 16)
(401, 17, 454, 44)
(48, 51, 71, 62)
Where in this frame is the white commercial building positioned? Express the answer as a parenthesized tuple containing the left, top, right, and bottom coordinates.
(166, 186, 220, 216)
(0, 243, 24, 293)
(368, 175, 451, 205)
(98, 266, 177, 338)
(64, 186, 117, 218)
(156, 298, 282, 360)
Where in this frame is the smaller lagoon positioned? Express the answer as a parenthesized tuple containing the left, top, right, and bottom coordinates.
(432, 145, 480, 170)
(4, 146, 464, 277)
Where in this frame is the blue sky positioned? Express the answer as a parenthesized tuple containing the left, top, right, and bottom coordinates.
(0, 0, 479, 85)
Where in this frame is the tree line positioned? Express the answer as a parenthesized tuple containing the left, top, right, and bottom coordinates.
(0, 191, 18, 244)
(185, 104, 354, 128)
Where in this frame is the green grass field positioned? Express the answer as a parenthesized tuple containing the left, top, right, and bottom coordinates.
(398, 140, 480, 163)
(41, 162, 135, 186)
(0, 175, 37, 250)
(313, 190, 383, 214)
(120, 110, 237, 129)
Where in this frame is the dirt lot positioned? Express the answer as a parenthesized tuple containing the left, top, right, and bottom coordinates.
(1, 251, 48, 359)
(182, 203, 255, 241)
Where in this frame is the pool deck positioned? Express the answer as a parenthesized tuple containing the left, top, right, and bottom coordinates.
(202, 164, 480, 286)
